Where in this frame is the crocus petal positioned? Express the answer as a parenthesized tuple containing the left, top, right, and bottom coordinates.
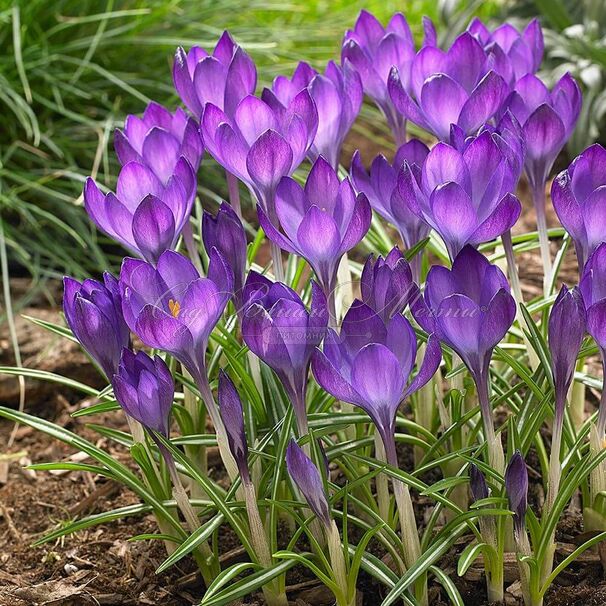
(458, 71, 508, 134)
(132, 195, 176, 264)
(479, 289, 516, 352)
(469, 193, 521, 245)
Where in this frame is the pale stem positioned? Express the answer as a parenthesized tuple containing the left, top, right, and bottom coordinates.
(327, 520, 354, 606)
(532, 183, 552, 296)
(374, 433, 391, 523)
(270, 240, 285, 283)
(475, 373, 504, 476)
(569, 359, 587, 431)
(243, 481, 288, 606)
(226, 170, 242, 218)
(182, 222, 204, 276)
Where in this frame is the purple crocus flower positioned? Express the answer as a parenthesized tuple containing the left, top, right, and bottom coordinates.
(350, 140, 431, 272)
(201, 92, 318, 220)
(467, 18, 544, 82)
(218, 370, 250, 484)
(311, 300, 441, 457)
(241, 272, 328, 435)
(286, 439, 331, 529)
(552, 144, 606, 269)
(84, 160, 195, 265)
(412, 246, 515, 470)
(505, 451, 528, 539)
(202, 202, 247, 310)
(173, 31, 257, 120)
(267, 61, 363, 169)
(341, 10, 416, 144)
(580, 244, 606, 437)
(114, 102, 204, 181)
(507, 73, 581, 196)
(396, 132, 522, 260)
(548, 286, 586, 422)
(112, 349, 174, 437)
(63, 273, 130, 380)
(258, 156, 371, 300)
(388, 32, 509, 141)
(360, 248, 414, 322)
(119, 249, 232, 386)
(469, 464, 490, 502)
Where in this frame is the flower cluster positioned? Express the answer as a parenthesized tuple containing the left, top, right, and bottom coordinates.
(45, 10, 606, 606)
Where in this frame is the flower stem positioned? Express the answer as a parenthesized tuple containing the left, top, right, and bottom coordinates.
(327, 520, 354, 606)
(182, 222, 204, 276)
(476, 374, 504, 475)
(226, 170, 242, 219)
(531, 183, 552, 296)
(270, 240, 285, 282)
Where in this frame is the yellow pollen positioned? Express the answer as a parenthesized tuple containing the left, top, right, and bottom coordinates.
(169, 299, 181, 318)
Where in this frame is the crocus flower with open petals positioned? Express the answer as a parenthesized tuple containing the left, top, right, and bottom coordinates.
(507, 73, 581, 196)
(360, 247, 414, 322)
(201, 92, 318, 219)
(218, 370, 250, 483)
(412, 246, 515, 472)
(286, 440, 331, 528)
(63, 273, 130, 380)
(350, 140, 431, 264)
(266, 61, 363, 169)
(202, 202, 247, 310)
(258, 156, 371, 298)
(397, 132, 521, 260)
(412, 246, 515, 388)
(505, 451, 528, 539)
(173, 31, 257, 119)
(552, 144, 606, 268)
(84, 160, 195, 265)
(312, 300, 441, 453)
(468, 17, 544, 82)
(119, 249, 232, 385)
(113, 349, 174, 437)
(241, 272, 328, 435)
(114, 102, 203, 182)
(342, 10, 416, 144)
(388, 32, 509, 141)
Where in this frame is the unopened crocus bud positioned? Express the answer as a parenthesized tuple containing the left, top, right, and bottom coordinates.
(469, 464, 490, 502)
(505, 451, 528, 539)
(63, 273, 130, 380)
(360, 247, 413, 321)
(112, 349, 174, 437)
(548, 286, 586, 414)
(218, 371, 250, 483)
(202, 202, 247, 310)
(286, 440, 331, 529)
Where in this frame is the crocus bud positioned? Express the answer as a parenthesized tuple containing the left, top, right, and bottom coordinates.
(360, 247, 413, 321)
(286, 439, 331, 529)
(548, 286, 586, 413)
(552, 144, 606, 269)
(173, 31, 257, 120)
(505, 451, 528, 539)
(114, 102, 203, 181)
(63, 273, 130, 380)
(112, 349, 174, 437)
(388, 32, 509, 141)
(581, 244, 606, 353)
(202, 202, 247, 310)
(84, 159, 195, 265)
(218, 371, 250, 484)
(469, 464, 490, 502)
(396, 132, 521, 260)
(258, 156, 371, 297)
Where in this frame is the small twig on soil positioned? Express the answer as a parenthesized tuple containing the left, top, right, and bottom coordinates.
(69, 480, 120, 516)
(0, 499, 22, 542)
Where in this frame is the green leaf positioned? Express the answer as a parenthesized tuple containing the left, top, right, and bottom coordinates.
(457, 542, 488, 576)
(431, 566, 465, 606)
